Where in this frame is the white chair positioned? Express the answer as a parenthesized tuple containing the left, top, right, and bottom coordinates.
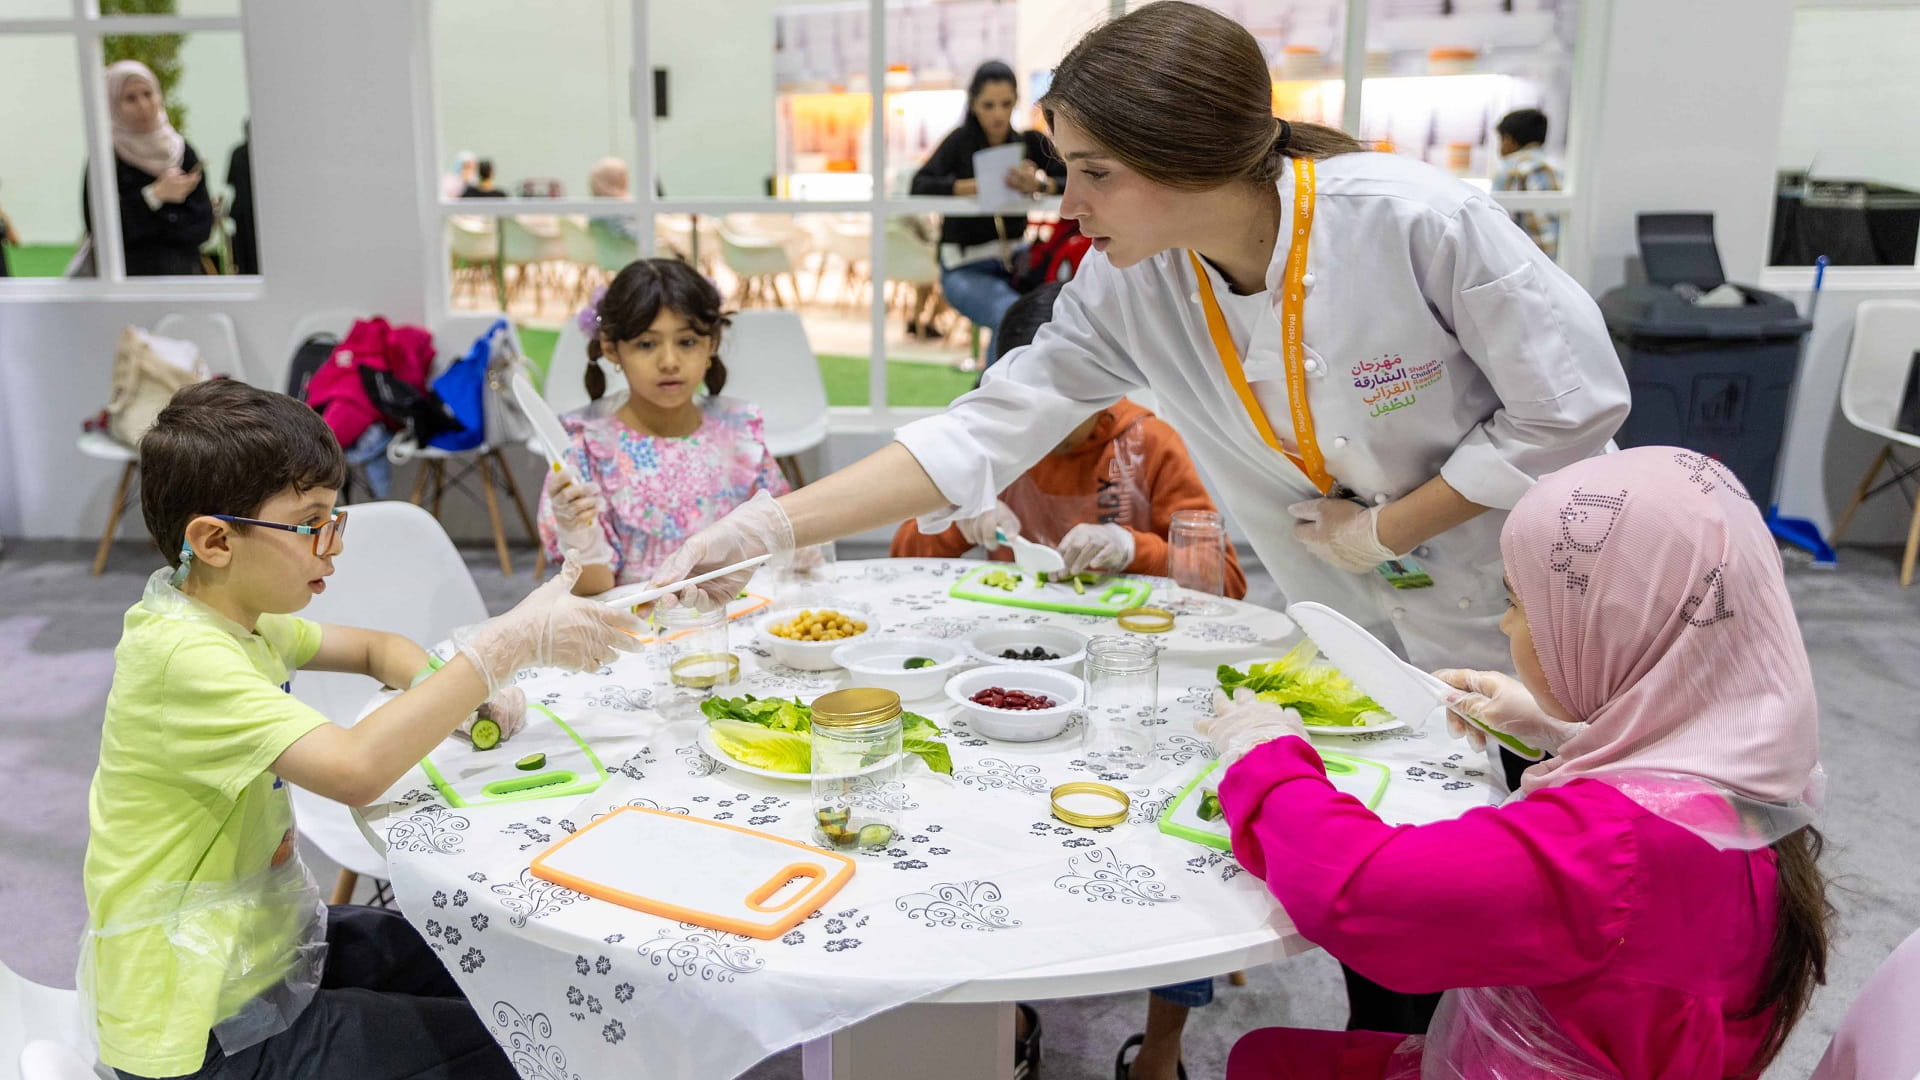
(811, 215, 872, 309)
(448, 216, 502, 309)
(1811, 924, 1920, 1080)
(78, 431, 140, 578)
(392, 315, 540, 576)
(1, 957, 94, 1080)
(718, 215, 804, 308)
(154, 311, 249, 385)
(289, 501, 489, 906)
(1830, 300, 1920, 584)
(499, 217, 566, 311)
(719, 310, 829, 487)
(883, 216, 969, 358)
(558, 215, 604, 310)
(655, 214, 718, 276)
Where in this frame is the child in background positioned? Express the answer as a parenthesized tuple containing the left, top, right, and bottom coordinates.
(891, 283, 1247, 599)
(1202, 446, 1830, 1079)
(82, 381, 640, 1080)
(540, 259, 790, 595)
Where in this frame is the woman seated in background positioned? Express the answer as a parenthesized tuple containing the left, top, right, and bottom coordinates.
(909, 60, 1066, 360)
(86, 60, 212, 276)
(1201, 446, 1831, 1079)
(537, 259, 789, 593)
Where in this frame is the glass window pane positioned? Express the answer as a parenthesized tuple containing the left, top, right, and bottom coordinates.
(1123, 0, 1350, 126)
(0, 34, 87, 278)
(881, 213, 990, 408)
(1769, 6, 1920, 268)
(95, 30, 251, 275)
(0, 0, 72, 19)
(434, 1, 636, 202)
(754, 4, 874, 200)
(102, 0, 239, 17)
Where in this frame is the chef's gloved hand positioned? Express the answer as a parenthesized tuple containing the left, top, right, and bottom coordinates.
(545, 467, 614, 569)
(459, 686, 527, 743)
(452, 559, 644, 697)
(955, 500, 1022, 552)
(1198, 687, 1307, 771)
(649, 489, 794, 610)
(1288, 497, 1400, 574)
(1058, 522, 1134, 575)
(1433, 668, 1580, 754)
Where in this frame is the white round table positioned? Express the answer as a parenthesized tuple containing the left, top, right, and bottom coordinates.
(356, 559, 1496, 1080)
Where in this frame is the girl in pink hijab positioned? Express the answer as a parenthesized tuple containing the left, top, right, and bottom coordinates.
(1199, 445, 1831, 1079)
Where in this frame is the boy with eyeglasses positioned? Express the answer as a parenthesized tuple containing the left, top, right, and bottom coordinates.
(81, 380, 640, 1079)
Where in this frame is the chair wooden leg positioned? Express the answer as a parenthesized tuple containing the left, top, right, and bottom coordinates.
(491, 449, 540, 543)
(1227, 970, 1249, 987)
(477, 454, 514, 577)
(92, 461, 138, 576)
(534, 545, 548, 579)
(408, 461, 429, 505)
(1832, 444, 1892, 544)
(430, 461, 447, 519)
(330, 868, 360, 906)
(777, 454, 806, 489)
(1902, 487, 1920, 588)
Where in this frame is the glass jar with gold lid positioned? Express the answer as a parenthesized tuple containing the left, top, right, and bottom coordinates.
(809, 687, 904, 854)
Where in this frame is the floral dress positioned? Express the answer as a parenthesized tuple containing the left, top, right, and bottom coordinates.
(536, 395, 790, 584)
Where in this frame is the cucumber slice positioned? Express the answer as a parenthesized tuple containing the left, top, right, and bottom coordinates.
(515, 752, 546, 771)
(468, 717, 501, 751)
(1196, 790, 1224, 822)
(856, 823, 893, 849)
(904, 656, 936, 669)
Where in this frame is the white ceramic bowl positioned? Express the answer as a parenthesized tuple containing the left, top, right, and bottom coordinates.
(755, 605, 877, 671)
(961, 624, 1090, 672)
(944, 665, 1084, 742)
(831, 636, 971, 701)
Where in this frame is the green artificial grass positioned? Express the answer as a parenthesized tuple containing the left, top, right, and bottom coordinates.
(513, 323, 974, 409)
(7, 244, 80, 278)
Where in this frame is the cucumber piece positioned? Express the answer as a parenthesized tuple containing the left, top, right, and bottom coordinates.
(904, 656, 936, 669)
(1196, 790, 1224, 822)
(856, 823, 893, 849)
(815, 806, 851, 829)
(468, 717, 501, 751)
(515, 752, 547, 771)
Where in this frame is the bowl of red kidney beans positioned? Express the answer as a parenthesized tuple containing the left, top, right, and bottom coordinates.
(944, 665, 1083, 742)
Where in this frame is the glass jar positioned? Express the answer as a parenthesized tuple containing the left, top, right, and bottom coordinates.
(1168, 508, 1230, 616)
(657, 602, 739, 689)
(1081, 635, 1159, 778)
(810, 687, 905, 854)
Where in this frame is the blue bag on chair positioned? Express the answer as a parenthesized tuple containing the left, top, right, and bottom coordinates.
(428, 319, 506, 452)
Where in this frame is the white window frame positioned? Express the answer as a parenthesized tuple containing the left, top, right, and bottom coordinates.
(0, 0, 259, 302)
(420, 0, 1602, 427)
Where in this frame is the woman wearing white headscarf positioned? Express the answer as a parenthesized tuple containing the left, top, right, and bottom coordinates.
(84, 60, 213, 276)
(587, 156, 640, 244)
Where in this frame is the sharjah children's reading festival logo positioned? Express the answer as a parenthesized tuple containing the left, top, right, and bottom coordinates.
(1353, 354, 1436, 419)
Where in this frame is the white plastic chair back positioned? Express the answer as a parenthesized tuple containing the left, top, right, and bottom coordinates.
(498, 217, 550, 265)
(884, 217, 940, 286)
(826, 215, 872, 269)
(0, 958, 91, 1080)
(718, 221, 797, 279)
(718, 310, 829, 460)
(20, 1039, 98, 1080)
(288, 502, 487, 878)
(1840, 300, 1920, 445)
(1811, 925, 1920, 1080)
(448, 215, 499, 262)
(154, 312, 248, 384)
(559, 215, 597, 267)
(543, 317, 598, 417)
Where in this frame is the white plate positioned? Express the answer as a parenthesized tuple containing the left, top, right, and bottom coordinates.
(695, 725, 899, 782)
(1302, 716, 1407, 736)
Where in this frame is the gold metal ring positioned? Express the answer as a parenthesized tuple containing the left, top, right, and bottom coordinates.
(1115, 606, 1175, 634)
(1050, 782, 1130, 828)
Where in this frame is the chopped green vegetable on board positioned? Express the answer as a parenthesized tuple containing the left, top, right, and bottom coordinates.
(979, 569, 1021, 592)
(699, 694, 954, 775)
(1216, 638, 1393, 729)
(1196, 790, 1224, 822)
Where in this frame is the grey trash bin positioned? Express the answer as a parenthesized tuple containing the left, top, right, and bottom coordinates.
(1599, 214, 1811, 505)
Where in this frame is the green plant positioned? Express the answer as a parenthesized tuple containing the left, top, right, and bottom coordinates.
(101, 0, 188, 133)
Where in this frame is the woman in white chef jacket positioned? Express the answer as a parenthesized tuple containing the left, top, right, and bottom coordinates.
(655, 0, 1627, 677)
(652, 0, 1628, 1050)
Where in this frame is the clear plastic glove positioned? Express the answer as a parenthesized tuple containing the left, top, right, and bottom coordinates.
(1288, 497, 1399, 574)
(649, 489, 794, 609)
(544, 468, 614, 568)
(1058, 522, 1134, 574)
(1197, 687, 1307, 771)
(955, 500, 1022, 552)
(459, 686, 527, 743)
(1433, 668, 1581, 755)
(452, 559, 644, 697)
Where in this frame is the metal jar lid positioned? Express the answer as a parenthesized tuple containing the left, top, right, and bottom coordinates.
(810, 687, 903, 731)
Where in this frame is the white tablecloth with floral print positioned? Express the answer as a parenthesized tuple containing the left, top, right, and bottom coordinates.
(355, 559, 1498, 1080)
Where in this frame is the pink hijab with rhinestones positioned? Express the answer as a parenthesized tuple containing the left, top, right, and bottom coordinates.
(1504, 446, 1820, 809)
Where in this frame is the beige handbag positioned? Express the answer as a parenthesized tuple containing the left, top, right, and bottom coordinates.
(106, 326, 209, 446)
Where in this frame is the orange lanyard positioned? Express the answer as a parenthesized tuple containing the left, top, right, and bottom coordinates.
(1188, 156, 1333, 494)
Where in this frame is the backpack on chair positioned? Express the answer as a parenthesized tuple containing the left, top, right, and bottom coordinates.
(105, 326, 210, 446)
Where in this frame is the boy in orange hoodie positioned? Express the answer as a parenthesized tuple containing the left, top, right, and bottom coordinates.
(891, 283, 1247, 599)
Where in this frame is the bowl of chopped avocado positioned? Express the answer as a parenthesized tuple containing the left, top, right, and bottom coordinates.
(830, 635, 970, 700)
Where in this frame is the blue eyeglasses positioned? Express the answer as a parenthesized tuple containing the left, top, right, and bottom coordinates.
(210, 510, 349, 556)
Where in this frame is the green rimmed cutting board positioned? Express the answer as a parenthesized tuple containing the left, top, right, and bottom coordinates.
(948, 564, 1154, 617)
(1158, 754, 1390, 852)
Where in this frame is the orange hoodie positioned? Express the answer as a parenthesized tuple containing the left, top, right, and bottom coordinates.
(890, 400, 1248, 599)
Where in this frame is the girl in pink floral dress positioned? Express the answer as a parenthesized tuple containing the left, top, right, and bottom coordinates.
(538, 260, 789, 592)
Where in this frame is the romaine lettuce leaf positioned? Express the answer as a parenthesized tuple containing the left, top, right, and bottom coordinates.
(1216, 639, 1392, 728)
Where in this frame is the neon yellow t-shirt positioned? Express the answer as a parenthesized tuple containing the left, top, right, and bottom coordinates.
(83, 573, 331, 1076)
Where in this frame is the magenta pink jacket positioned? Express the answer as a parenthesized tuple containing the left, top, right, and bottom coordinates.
(1219, 737, 1780, 1078)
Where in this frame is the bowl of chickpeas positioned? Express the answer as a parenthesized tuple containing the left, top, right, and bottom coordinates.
(756, 606, 877, 671)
